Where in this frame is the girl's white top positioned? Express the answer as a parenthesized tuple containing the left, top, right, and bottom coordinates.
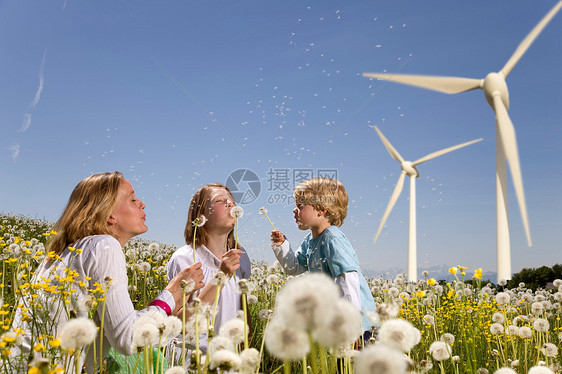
(11, 235, 174, 373)
(167, 244, 251, 353)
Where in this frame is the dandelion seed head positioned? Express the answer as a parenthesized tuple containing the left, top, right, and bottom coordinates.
(60, 317, 97, 350)
(429, 341, 450, 361)
(533, 318, 550, 332)
(440, 333, 455, 345)
(208, 335, 235, 356)
(230, 206, 244, 219)
(541, 343, 558, 357)
(148, 242, 159, 252)
(494, 368, 516, 374)
(490, 323, 504, 335)
(492, 312, 505, 324)
(209, 349, 241, 371)
(265, 318, 310, 360)
(495, 292, 510, 305)
(164, 367, 186, 374)
(354, 344, 408, 374)
(240, 348, 261, 372)
(378, 318, 419, 353)
(219, 317, 245, 344)
(518, 326, 533, 338)
(312, 299, 362, 347)
(259, 207, 268, 214)
(527, 366, 554, 374)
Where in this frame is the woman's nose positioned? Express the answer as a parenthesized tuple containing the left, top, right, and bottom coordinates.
(140, 200, 146, 209)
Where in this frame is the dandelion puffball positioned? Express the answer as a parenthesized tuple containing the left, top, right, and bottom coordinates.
(354, 344, 409, 374)
(378, 318, 420, 353)
(429, 341, 451, 361)
(259, 207, 268, 214)
(265, 318, 310, 360)
(60, 317, 97, 350)
(230, 206, 244, 219)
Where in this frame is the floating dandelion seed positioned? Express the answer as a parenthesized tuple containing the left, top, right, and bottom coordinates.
(259, 207, 276, 230)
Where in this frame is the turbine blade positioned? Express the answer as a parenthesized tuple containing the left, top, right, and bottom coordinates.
(413, 138, 483, 166)
(363, 73, 482, 94)
(501, 1, 562, 77)
(374, 172, 406, 244)
(492, 95, 532, 246)
(374, 126, 404, 163)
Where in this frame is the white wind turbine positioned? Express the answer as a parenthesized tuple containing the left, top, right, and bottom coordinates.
(364, 1, 562, 281)
(373, 126, 482, 282)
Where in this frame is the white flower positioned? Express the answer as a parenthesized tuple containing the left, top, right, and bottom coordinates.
(219, 318, 245, 345)
(275, 273, 340, 332)
(429, 341, 451, 361)
(492, 312, 504, 323)
(312, 299, 362, 347)
(247, 294, 258, 305)
(388, 287, 400, 298)
(378, 318, 419, 353)
(239, 348, 261, 372)
(192, 215, 207, 227)
(259, 207, 268, 214)
(541, 343, 558, 357)
(494, 369, 516, 374)
(148, 242, 160, 252)
(208, 335, 235, 356)
(165, 367, 185, 374)
(423, 315, 435, 326)
(490, 323, 504, 335)
(376, 302, 399, 320)
(440, 333, 455, 346)
(495, 292, 510, 305)
(60, 317, 98, 350)
(230, 206, 244, 219)
(518, 326, 533, 338)
(266, 274, 279, 284)
(77, 294, 95, 314)
(527, 366, 554, 374)
(533, 318, 550, 332)
(476, 369, 489, 374)
(511, 360, 519, 368)
(265, 317, 310, 360)
(162, 316, 182, 340)
(258, 309, 273, 321)
(531, 302, 544, 315)
(354, 344, 408, 374)
(209, 349, 241, 371)
(140, 262, 151, 272)
(498, 279, 507, 286)
(505, 325, 519, 336)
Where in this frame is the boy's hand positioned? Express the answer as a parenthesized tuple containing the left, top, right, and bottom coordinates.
(271, 230, 285, 246)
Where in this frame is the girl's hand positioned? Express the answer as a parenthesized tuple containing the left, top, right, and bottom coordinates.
(219, 249, 242, 278)
(166, 262, 205, 315)
(271, 230, 285, 246)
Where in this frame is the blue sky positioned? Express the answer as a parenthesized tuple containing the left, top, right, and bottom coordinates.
(1, 0, 561, 277)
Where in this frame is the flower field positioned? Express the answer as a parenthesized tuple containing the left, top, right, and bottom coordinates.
(1, 214, 561, 374)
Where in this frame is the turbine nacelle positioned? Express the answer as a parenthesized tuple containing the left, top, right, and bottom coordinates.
(483, 72, 510, 110)
(401, 161, 419, 177)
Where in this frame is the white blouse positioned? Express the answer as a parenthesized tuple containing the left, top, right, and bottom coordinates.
(11, 235, 174, 373)
(167, 244, 251, 353)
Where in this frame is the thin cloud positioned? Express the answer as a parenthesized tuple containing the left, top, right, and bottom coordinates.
(8, 143, 20, 162)
(29, 49, 47, 110)
(20, 113, 31, 132)
(20, 48, 47, 133)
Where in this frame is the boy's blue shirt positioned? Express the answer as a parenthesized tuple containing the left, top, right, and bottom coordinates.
(296, 225, 376, 330)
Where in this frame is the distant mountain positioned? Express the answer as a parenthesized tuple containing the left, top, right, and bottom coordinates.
(361, 264, 497, 282)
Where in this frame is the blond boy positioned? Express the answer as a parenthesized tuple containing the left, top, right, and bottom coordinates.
(271, 178, 376, 335)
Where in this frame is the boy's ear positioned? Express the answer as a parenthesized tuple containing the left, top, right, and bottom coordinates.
(316, 208, 328, 217)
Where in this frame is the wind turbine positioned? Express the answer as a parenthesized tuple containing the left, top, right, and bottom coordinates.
(364, 1, 562, 281)
(373, 126, 482, 282)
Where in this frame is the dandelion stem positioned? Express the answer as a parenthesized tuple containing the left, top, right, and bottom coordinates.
(181, 291, 187, 368)
(192, 225, 198, 263)
(242, 293, 249, 350)
(264, 213, 276, 230)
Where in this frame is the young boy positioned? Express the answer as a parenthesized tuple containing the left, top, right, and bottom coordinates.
(271, 177, 376, 338)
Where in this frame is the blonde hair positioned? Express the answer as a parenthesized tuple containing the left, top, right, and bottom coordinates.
(184, 184, 237, 249)
(293, 178, 348, 226)
(48, 171, 124, 256)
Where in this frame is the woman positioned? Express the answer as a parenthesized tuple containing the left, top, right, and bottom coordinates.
(10, 172, 205, 373)
(167, 183, 251, 360)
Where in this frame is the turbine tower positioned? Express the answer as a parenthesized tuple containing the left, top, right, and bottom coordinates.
(373, 126, 482, 282)
(364, 1, 562, 281)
